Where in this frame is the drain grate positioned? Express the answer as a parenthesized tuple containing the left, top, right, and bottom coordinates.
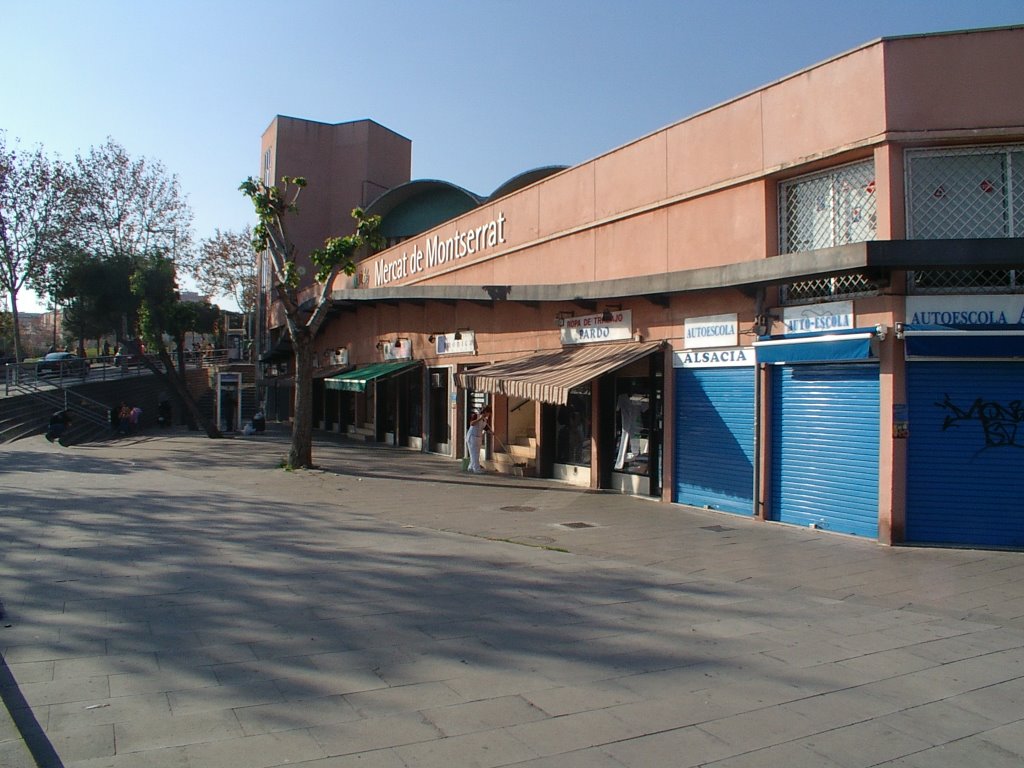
(559, 521, 595, 529)
(500, 506, 536, 512)
(700, 524, 735, 533)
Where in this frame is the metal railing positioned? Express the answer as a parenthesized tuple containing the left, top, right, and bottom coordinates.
(3, 348, 237, 397)
(7, 377, 112, 429)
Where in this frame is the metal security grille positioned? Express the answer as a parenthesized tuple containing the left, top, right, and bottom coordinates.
(907, 146, 1022, 238)
(781, 273, 879, 304)
(907, 146, 1024, 294)
(910, 268, 1023, 294)
(779, 161, 877, 254)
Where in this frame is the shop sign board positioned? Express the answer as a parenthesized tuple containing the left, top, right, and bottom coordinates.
(560, 310, 632, 345)
(369, 212, 507, 288)
(782, 300, 854, 335)
(382, 340, 413, 361)
(673, 347, 754, 368)
(906, 295, 1024, 327)
(684, 313, 738, 349)
(435, 331, 477, 355)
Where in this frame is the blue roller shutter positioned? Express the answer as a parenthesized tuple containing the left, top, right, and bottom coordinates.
(769, 364, 880, 538)
(906, 362, 1024, 547)
(674, 367, 755, 515)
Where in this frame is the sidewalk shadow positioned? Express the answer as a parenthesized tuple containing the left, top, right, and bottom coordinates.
(0, 649, 64, 768)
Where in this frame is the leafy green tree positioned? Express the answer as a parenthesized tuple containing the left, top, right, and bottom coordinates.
(0, 134, 78, 361)
(240, 176, 382, 469)
(29, 138, 195, 362)
(132, 252, 220, 437)
(53, 246, 137, 355)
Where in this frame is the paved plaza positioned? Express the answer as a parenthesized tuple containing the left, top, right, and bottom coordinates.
(2, 427, 1023, 767)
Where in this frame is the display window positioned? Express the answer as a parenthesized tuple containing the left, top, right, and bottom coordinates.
(554, 385, 591, 467)
(614, 376, 652, 476)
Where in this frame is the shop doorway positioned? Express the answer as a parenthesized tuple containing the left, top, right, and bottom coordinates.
(551, 385, 592, 487)
(428, 367, 451, 455)
(608, 353, 663, 497)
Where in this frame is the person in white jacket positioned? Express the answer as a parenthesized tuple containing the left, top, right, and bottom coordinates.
(465, 404, 492, 473)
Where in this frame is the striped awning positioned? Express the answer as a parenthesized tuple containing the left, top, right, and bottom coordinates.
(455, 341, 662, 405)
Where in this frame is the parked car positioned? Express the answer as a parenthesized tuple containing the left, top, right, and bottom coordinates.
(36, 352, 90, 377)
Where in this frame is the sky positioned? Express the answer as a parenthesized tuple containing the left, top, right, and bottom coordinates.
(5, 0, 1022, 312)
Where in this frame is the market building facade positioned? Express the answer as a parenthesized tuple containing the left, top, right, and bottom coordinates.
(259, 26, 1024, 547)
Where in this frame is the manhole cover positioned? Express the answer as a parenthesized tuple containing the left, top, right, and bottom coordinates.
(559, 522, 595, 529)
(700, 524, 735, 532)
(500, 506, 536, 512)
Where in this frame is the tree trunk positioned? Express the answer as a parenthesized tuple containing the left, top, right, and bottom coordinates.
(150, 349, 222, 438)
(9, 295, 23, 362)
(288, 330, 315, 468)
(175, 336, 187, 380)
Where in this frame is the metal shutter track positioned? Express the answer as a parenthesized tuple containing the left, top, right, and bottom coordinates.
(907, 362, 1024, 546)
(770, 364, 880, 538)
(674, 367, 755, 515)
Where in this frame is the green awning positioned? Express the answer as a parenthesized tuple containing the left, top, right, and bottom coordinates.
(324, 360, 420, 392)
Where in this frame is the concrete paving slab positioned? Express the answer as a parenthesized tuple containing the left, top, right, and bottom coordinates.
(421, 694, 550, 737)
(3, 430, 1024, 766)
(113, 708, 245, 752)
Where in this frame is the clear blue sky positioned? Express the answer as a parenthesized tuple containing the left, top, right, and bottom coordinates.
(5, 0, 1022, 311)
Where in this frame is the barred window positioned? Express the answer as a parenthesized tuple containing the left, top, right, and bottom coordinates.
(781, 274, 880, 304)
(909, 268, 1023, 294)
(907, 146, 1024, 294)
(779, 161, 877, 254)
(906, 146, 1023, 239)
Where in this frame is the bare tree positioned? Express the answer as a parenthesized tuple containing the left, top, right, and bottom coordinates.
(0, 134, 78, 361)
(74, 137, 192, 263)
(132, 252, 221, 437)
(183, 226, 257, 314)
(241, 176, 382, 469)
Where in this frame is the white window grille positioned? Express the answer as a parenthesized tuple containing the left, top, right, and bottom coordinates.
(907, 146, 1021, 238)
(781, 274, 880, 305)
(909, 268, 1023, 294)
(779, 161, 878, 303)
(906, 145, 1024, 294)
(779, 160, 877, 254)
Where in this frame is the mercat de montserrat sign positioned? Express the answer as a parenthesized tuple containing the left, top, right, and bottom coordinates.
(373, 212, 507, 287)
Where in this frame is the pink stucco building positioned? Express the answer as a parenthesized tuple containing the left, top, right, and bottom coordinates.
(260, 26, 1024, 547)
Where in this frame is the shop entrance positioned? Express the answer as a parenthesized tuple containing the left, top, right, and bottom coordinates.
(551, 385, 592, 487)
(608, 355, 663, 496)
(428, 367, 451, 455)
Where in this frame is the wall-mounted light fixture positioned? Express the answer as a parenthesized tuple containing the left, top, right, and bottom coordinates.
(375, 341, 385, 351)
(601, 304, 623, 322)
(875, 324, 888, 342)
(751, 312, 781, 337)
(453, 329, 464, 341)
(555, 310, 574, 327)
(428, 333, 437, 343)
(393, 338, 402, 349)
